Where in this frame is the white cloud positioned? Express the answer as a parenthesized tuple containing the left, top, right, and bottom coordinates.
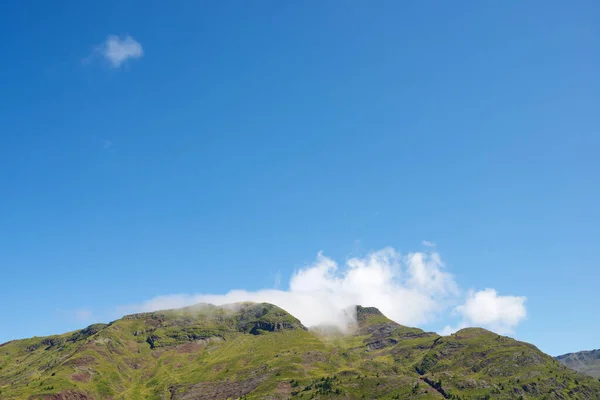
(93, 35, 143, 68)
(442, 288, 527, 335)
(439, 324, 463, 336)
(116, 247, 525, 334)
(422, 240, 436, 247)
(113, 247, 528, 336)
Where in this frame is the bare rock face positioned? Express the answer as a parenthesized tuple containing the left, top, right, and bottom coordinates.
(247, 321, 301, 335)
(366, 338, 399, 351)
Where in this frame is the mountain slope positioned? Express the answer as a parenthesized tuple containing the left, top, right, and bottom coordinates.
(1, 303, 598, 399)
(557, 349, 600, 378)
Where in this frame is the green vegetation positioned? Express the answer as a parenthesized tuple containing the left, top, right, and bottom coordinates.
(0, 302, 598, 399)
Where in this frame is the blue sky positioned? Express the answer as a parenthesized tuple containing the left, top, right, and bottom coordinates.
(1, 1, 598, 356)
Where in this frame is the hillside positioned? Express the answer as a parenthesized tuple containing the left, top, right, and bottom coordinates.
(557, 349, 600, 378)
(1, 303, 599, 399)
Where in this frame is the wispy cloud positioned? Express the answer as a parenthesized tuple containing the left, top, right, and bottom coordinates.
(115, 246, 528, 335)
(87, 35, 143, 68)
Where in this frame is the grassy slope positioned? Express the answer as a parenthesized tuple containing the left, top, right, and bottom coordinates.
(0, 303, 598, 400)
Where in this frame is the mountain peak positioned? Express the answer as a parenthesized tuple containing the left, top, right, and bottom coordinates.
(355, 305, 384, 322)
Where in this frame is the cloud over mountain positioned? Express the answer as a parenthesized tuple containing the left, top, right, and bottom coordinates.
(118, 246, 527, 334)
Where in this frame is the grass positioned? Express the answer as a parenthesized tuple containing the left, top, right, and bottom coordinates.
(1, 303, 599, 399)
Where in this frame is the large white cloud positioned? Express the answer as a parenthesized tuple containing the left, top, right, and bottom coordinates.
(441, 288, 527, 335)
(117, 247, 527, 334)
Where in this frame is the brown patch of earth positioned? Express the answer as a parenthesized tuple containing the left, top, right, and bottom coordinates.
(125, 358, 143, 370)
(152, 349, 166, 358)
(213, 362, 227, 372)
(275, 381, 293, 394)
(169, 375, 267, 400)
(71, 372, 91, 383)
(176, 342, 206, 354)
(64, 355, 95, 367)
(302, 350, 326, 365)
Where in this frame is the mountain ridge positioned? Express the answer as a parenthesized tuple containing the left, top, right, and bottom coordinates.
(557, 349, 600, 378)
(1, 302, 599, 399)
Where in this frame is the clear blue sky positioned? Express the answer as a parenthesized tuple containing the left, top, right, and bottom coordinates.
(0, 1, 598, 356)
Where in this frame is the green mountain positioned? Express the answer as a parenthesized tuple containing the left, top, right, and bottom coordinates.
(1, 303, 598, 399)
(557, 349, 600, 378)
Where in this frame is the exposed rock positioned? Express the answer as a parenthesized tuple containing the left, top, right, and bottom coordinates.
(25, 343, 41, 352)
(247, 321, 300, 335)
(355, 305, 384, 322)
(422, 376, 451, 399)
(366, 338, 398, 351)
(67, 324, 108, 343)
(41, 337, 64, 350)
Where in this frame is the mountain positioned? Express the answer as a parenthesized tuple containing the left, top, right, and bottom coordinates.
(1, 302, 599, 399)
(557, 349, 600, 378)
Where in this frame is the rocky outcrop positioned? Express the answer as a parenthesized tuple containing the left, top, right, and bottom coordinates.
(67, 324, 108, 343)
(355, 305, 384, 323)
(422, 377, 451, 399)
(247, 321, 301, 335)
(366, 337, 398, 351)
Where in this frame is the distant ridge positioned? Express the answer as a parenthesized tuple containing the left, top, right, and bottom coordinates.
(557, 349, 600, 378)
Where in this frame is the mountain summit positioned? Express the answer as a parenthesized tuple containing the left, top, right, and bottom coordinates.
(1, 303, 598, 399)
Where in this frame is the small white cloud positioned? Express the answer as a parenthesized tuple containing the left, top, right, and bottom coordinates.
(422, 240, 435, 247)
(92, 35, 143, 68)
(439, 324, 464, 336)
(447, 288, 527, 334)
